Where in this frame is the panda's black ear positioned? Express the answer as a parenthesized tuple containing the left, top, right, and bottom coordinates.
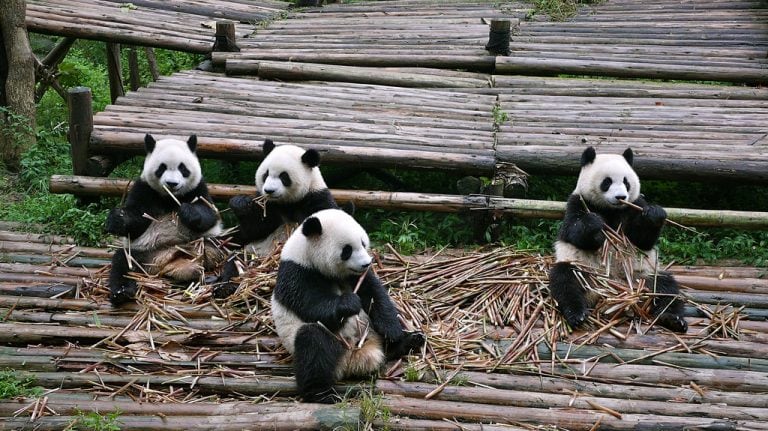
(622, 148, 634, 166)
(263, 139, 275, 156)
(144, 134, 156, 154)
(187, 135, 198, 153)
(301, 149, 321, 168)
(341, 201, 355, 216)
(580, 147, 596, 167)
(302, 217, 322, 238)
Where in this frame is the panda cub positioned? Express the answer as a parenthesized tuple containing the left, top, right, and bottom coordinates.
(216, 139, 338, 297)
(106, 134, 223, 306)
(272, 209, 425, 403)
(549, 147, 687, 333)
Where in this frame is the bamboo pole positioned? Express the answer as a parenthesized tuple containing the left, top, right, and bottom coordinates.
(49, 175, 768, 229)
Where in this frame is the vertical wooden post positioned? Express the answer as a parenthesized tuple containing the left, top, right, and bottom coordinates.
(212, 21, 240, 52)
(67, 87, 92, 177)
(105, 42, 124, 102)
(485, 19, 511, 56)
(296, 0, 322, 6)
(144, 47, 160, 81)
(127, 46, 140, 91)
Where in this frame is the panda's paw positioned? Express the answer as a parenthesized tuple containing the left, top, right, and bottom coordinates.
(229, 195, 255, 217)
(657, 312, 688, 333)
(178, 203, 203, 230)
(642, 205, 667, 226)
(109, 280, 138, 307)
(105, 208, 127, 235)
(213, 282, 239, 299)
(405, 331, 426, 351)
(562, 306, 589, 329)
(337, 292, 362, 318)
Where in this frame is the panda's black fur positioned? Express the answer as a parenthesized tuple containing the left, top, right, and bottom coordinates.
(215, 139, 339, 297)
(548, 147, 687, 333)
(272, 209, 425, 403)
(105, 134, 223, 306)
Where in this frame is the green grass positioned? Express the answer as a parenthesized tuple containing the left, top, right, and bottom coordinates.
(70, 409, 122, 431)
(0, 370, 43, 399)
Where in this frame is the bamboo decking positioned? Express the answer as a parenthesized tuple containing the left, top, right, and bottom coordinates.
(0, 229, 767, 430)
(26, 0, 290, 53)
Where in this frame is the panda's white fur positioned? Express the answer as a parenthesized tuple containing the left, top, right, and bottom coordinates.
(272, 209, 384, 379)
(106, 134, 224, 306)
(132, 138, 222, 252)
(554, 151, 654, 277)
(549, 147, 687, 333)
(256, 144, 328, 204)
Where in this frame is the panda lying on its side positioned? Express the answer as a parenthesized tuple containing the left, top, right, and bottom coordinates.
(215, 139, 339, 297)
(272, 209, 425, 403)
(549, 147, 687, 333)
(105, 134, 223, 306)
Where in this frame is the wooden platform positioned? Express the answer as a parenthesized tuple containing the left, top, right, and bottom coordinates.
(26, 0, 290, 53)
(501, 0, 768, 84)
(0, 228, 767, 430)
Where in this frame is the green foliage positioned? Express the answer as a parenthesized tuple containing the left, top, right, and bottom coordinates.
(403, 362, 422, 382)
(492, 104, 509, 127)
(525, 0, 599, 21)
(358, 384, 391, 430)
(70, 409, 122, 431)
(0, 106, 35, 158)
(360, 211, 474, 255)
(0, 371, 43, 399)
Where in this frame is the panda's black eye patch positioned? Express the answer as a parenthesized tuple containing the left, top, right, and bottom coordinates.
(623, 177, 630, 191)
(262, 172, 268, 182)
(279, 172, 292, 187)
(341, 245, 353, 261)
(600, 177, 612, 192)
(178, 163, 190, 178)
(154, 163, 167, 178)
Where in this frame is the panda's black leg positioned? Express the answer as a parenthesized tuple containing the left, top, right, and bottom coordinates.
(385, 331, 426, 361)
(293, 323, 345, 404)
(212, 254, 241, 299)
(549, 262, 590, 329)
(108, 250, 138, 307)
(648, 272, 688, 333)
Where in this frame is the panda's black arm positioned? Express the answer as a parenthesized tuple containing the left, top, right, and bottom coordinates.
(274, 261, 361, 332)
(230, 196, 285, 244)
(106, 180, 165, 238)
(558, 194, 606, 251)
(623, 196, 666, 251)
(355, 271, 404, 342)
(177, 182, 220, 232)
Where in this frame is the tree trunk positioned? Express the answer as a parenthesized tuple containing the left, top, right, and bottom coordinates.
(0, 0, 36, 171)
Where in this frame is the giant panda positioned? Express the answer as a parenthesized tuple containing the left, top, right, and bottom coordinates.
(272, 209, 425, 403)
(105, 134, 223, 306)
(215, 139, 339, 297)
(548, 146, 687, 333)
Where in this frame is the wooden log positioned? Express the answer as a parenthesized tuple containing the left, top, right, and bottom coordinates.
(127, 46, 140, 91)
(66, 87, 92, 177)
(219, 52, 497, 71)
(144, 47, 160, 81)
(212, 20, 240, 52)
(49, 175, 768, 229)
(0, 283, 74, 298)
(382, 395, 760, 431)
(485, 19, 511, 56)
(105, 43, 124, 103)
(34, 36, 75, 102)
(0, 240, 111, 258)
(495, 57, 768, 85)
(376, 380, 768, 421)
(230, 60, 493, 88)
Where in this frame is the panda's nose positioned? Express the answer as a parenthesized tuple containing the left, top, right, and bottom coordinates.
(360, 261, 371, 269)
(615, 194, 627, 202)
(165, 181, 179, 189)
(264, 188, 276, 195)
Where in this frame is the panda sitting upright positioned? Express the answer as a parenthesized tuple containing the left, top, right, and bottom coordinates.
(216, 139, 339, 297)
(272, 209, 425, 403)
(549, 147, 687, 333)
(105, 134, 223, 306)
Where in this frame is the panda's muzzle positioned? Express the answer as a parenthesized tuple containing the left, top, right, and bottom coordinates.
(164, 181, 179, 191)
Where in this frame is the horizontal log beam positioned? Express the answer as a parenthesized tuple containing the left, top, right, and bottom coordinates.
(49, 175, 768, 229)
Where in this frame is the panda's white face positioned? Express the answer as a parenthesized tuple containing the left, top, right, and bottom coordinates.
(574, 148, 640, 208)
(141, 135, 201, 197)
(281, 209, 372, 279)
(255, 144, 326, 203)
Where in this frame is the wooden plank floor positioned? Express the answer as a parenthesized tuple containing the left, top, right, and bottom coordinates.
(492, 75, 768, 182)
(26, 0, 290, 53)
(0, 228, 767, 429)
(500, 0, 768, 84)
(90, 70, 498, 173)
